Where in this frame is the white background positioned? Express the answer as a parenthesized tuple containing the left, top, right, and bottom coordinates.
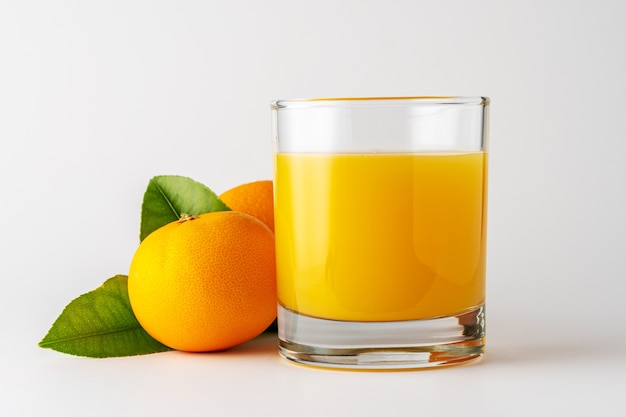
(1, 0, 625, 415)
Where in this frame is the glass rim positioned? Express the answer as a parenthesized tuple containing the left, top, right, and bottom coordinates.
(272, 96, 489, 109)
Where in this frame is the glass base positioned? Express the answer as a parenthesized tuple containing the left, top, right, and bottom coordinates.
(278, 304, 485, 370)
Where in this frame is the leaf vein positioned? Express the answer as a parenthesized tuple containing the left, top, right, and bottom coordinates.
(39, 324, 143, 347)
(154, 180, 180, 218)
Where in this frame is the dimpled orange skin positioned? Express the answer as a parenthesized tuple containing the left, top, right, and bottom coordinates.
(128, 211, 277, 352)
(219, 180, 274, 233)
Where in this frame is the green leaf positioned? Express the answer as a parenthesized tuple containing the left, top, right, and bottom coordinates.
(140, 175, 231, 241)
(39, 275, 172, 358)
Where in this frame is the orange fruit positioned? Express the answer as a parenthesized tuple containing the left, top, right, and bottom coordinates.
(219, 180, 274, 232)
(127, 211, 276, 352)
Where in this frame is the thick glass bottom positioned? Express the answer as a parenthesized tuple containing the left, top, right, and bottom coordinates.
(278, 304, 485, 370)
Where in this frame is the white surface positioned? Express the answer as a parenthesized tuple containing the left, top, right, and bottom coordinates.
(1, 0, 625, 415)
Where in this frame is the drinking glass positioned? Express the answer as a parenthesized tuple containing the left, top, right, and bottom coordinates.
(272, 96, 490, 369)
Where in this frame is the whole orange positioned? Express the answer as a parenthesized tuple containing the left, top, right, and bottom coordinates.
(127, 211, 276, 352)
(219, 180, 274, 233)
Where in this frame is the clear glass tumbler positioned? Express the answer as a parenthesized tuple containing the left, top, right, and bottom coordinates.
(272, 96, 490, 369)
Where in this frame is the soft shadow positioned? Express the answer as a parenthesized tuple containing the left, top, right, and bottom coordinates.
(482, 326, 625, 366)
(177, 332, 278, 358)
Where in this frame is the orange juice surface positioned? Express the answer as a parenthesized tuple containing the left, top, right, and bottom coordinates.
(274, 152, 488, 322)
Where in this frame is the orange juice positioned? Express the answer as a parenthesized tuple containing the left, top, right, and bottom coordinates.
(274, 152, 488, 322)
